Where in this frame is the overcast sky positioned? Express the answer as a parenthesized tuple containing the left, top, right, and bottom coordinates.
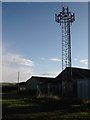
(2, 2, 88, 83)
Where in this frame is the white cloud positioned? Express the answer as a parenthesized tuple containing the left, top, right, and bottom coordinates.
(41, 71, 61, 78)
(74, 58, 78, 61)
(2, 65, 35, 83)
(3, 53, 34, 67)
(41, 72, 56, 77)
(80, 59, 88, 65)
(41, 57, 61, 62)
(2, 53, 35, 82)
(49, 58, 61, 62)
(2, 53, 61, 82)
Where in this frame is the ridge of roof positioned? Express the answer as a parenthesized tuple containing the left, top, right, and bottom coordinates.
(26, 67, 90, 83)
(26, 76, 55, 83)
(56, 67, 90, 79)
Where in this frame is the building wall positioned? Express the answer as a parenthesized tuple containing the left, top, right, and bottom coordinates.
(62, 81, 73, 97)
(38, 83, 62, 96)
(38, 83, 48, 96)
(19, 85, 26, 91)
(77, 79, 88, 100)
(49, 83, 61, 96)
(26, 78, 39, 91)
(88, 79, 90, 99)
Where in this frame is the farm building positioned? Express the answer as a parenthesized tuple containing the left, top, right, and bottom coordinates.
(56, 67, 90, 100)
(16, 82, 26, 91)
(26, 67, 90, 100)
(26, 76, 58, 96)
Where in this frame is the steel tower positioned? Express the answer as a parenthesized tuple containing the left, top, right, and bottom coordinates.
(55, 6, 75, 71)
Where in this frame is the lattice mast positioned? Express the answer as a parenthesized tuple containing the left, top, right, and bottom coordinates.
(55, 6, 75, 71)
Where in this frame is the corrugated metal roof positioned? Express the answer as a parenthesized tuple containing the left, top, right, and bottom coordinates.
(56, 67, 90, 81)
(26, 67, 90, 83)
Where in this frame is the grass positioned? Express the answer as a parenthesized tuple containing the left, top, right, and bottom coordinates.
(2, 98, 39, 107)
(2, 91, 90, 120)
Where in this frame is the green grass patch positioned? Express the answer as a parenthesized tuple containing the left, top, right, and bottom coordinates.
(2, 92, 90, 120)
(2, 98, 39, 108)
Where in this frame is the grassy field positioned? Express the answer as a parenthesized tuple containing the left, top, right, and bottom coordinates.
(2, 91, 90, 120)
